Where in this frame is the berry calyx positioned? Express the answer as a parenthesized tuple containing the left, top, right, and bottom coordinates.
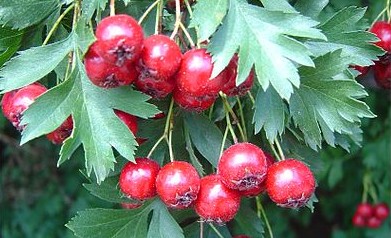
(46, 116, 73, 144)
(114, 110, 138, 135)
(373, 203, 390, 220)
(356, 203, 374, 218)
(194, 174, 241, 224)
(156, 161, 201, 209)
(370, 21, 391, 52)
(266, 159, 316, 208)
(218, 142, 268, 191)
(95, 14, 144, 66)
(173, 89, 216, 112)
(119, 157, 160, 201)
(352, 213, 366, 227)
(176, 48, 227, 97)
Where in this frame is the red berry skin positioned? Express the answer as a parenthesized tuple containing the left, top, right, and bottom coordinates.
(266, 159, 315, 208)
(46, 116, 73, 144)
(222, 54, 255, 97)
(84, 42, 138, 88)
(373, 59, 391, 89)
(367, 216, 382, 229)
(156, 161, 201, 209)
(114, 110, 138, 135)
(1, 83, 47, 131)
(134, 75, 175, 99)
(356, 203, 374, 218)
(218, 143, 268, 191)
(374, 203, 390, 220)
(352, 213, 367, 227)
(139, 34, 182, 79)
(119, 158, 160, 201)
(173, 89, 216, 112)
(370, 21, 391, 52)
(176, 48, 227, 97)
(194, 174, 241, 224)
(95, 14, 144, 66)
(233, 235, 251, 238)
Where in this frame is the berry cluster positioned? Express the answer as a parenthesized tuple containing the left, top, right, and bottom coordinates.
(85, 14, 254, 112)
(352, 202, 390, 228)
(356, 21, 391, 89)
(119, 142, 316, 224)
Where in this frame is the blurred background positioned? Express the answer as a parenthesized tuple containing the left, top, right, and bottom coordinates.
(1, 0, 390, 237)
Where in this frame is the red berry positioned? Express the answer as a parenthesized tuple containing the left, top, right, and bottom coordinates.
(95, 15, 144, 66)
(121, 202, 142, 209)
(367, 216, 382, 229)
(1, 83, 47, 131)
(173, 89, 216, 112)
(222, 54, 254, 97)
(239, 152, 275, 197)
(176, 48, 227, 97)
(119, 158, 160, 201)
(114, 110, 138, 135)
(352, 213, 367, 227)
(134, 75, 176, 99)
(194, 174, 241, 224)
(46, 116, 73, 144)
(373, 58, 391, 89)
(218, 143, 268, 192)
(84, 42, 138, 88)
(374, 203, 390, 220)
(233, 235, 251, 238)
(153, 112, 165, 119)
(266, 159, 315, 208)
(370, 21, 391, 52)
(356, 203, 374, 218)
(139, 34, 182, 79)
(156, 161, 200, 209)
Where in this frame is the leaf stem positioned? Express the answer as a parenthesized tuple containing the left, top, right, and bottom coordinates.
(179, 22, 195, 47)
(256, 197, 274, 238)
(138, 0, 160, 25)
(274, 138, 285, 161)
(109, 0, 115, 16)
(170, 0, 182, 39)
(209, 224, 224, 238)
(43, 3, 75, 46)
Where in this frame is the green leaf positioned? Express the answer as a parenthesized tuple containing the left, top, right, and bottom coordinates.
(253, 87, 285, 142)
(0, 34, 74, 93)
(83, 176, 132, 203)
(189, 0, 228, 41)
(306, 7, 383, 66)
(290, 51, 375, 150)
(234, 204, 264, 238)
(184, 112, 229, 167)
(184, 127, 205, 176)
(327, 160, 343, 188)
(0, 0, 61, 29)
(294, 0, 328, 19)
(208, 0, 326, 100)
(0, 27, 24, 49)
(260, 0, 296, 12)
(81, 0, 107, 21)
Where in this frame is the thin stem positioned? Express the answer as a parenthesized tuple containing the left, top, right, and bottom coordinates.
(368, 178, 379, 204)
(226, 111, 238, 144)
(362, 174, 369, 203)
(220, 126, 229, 158)
(43, 3, 75, 45)
(269, 142, 282, 162)
(165, 99, 175, 162)
(236, 96, 248, 141)
(154, 0, 162, 34)
(110, 0, 115, 16)
(170, 0, 181, 39)
(257, 199, 274, 238)
(138, 0, 159, 25)
(220, 92, 246, 141)
(179, 22, 195, 47)
(274, 138, 285, 160)
(184, 0, 200, 47)
(255, 196, 262, 218)
(147, 135, 165, 158)
(371, 8, 387, 27)
(199, 220, 204, 238)
(387, 0, 391, 21)
(209, 224, 224, 238)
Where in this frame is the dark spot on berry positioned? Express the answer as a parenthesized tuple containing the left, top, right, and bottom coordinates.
(109, 39, 136, 66)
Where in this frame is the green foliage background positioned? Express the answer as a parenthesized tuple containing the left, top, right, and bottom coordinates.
(0, 0, 390, 237)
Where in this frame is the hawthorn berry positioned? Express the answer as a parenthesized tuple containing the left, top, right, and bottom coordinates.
(356, 203, 374, 218)
(266, 159, 315, 208)
(119, 157, 160, 201)
(373, 58, 390, 89)
(367, 216, 382, 229)
(352, 213, 366, 227)
(373, 203, 390, 220)
(156, 161, 200, 209)
(176, 48, 227, 97)
(1, 83, 47, 131)
(114, 110, 138, 135)
(46, 116, 73, 144)
(194, 174, 241, 224)
(232, 235, 251, 238)
(173, 89, 216, 112)
(134, 75, 176, 99)
(95, 14, 144, 66)
(84, 42, 138, 88)
(370, 21, 391, 52)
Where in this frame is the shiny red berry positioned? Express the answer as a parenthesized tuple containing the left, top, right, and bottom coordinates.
(367, 216, 382, 229)
(46, 116, 73, 144)
(119, 158, 160, 201)
(370, 21, 391, 52)
(114, 110, 138, 135)
(1, 83, 47, 131)
(352, 213, 366, 227)
(95, 14, 144, 66)
(266, 159, 315, 208)
(194, 174, 241, 224)
(232, 235, 251, 238)
(218, 143, 268, 192)
(173, 89, 216, 112)
(374, 203, 390, 220)
(134, 75, 176, 99)
(222, 54, 254, 97)
(176, 48, 227, 97)
(156, 161, 200, 209)
(84, 42, 138, 88)
(356, 203, 374, 218)
(373, 58, 391, 89)
(121, 202, 142, 209)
